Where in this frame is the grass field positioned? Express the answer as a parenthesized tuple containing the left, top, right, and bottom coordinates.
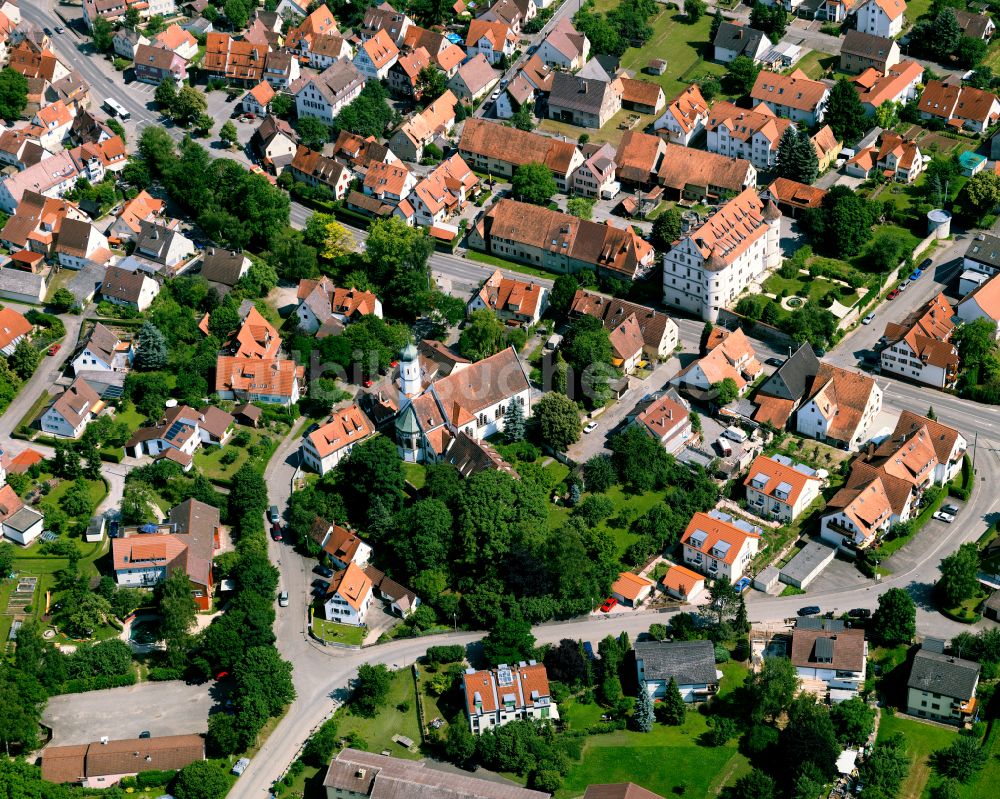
(194, 428, 274, 483)
(312, 616, 366, 646)
(467, 250, 558, 280)
(334, 669, 423, 758)
(556, 710, 750, 798)
(39, 477, 108, 532)
(546, 484, 664, 558)
(794, 50, 837, 80)
(761, 273, 860, 307)
(402, 462, 427, 489)
(876, 713, 955, 799)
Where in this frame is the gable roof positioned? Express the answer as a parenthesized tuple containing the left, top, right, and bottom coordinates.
(681, 510, 761, 565)
(707, 100, 793, 147)
(326, 561, 372, 610)
(744, 454, 821, 507)
(863, 0, 906, 21)
(825, 472, 892, 540)
(0, 307, 31, 352)
(443, 431, 519, 478)
(790, 628, 866, 671)
(467, 18, 515, 50)
(611, 571, 653, 601)
(751, 69, 829, 112)
(459, 118, 579, 175)
(634, 640, 717, 685)
(907, 649, 979, 700)
(453, 53, 499, 94)
(615, 129, 665, 183)
(883, 291, 958, 368)
(768, 176, 828, 209)
(101, 264, 151, 305)
(657, 144, 754, 196)
(48, 376, 101, 429)
(919, 80, 1000, 124)
(661, 84, 709, 135)
(474, 269, 546, 319)
(307, 404, 374, 458)
(802, 362, 880, 443)
(361, 28, 399, 69)
(584, 785, 667, 799)
(544, 16, 588, 61)
(841, 28, 897, 60)
(41, 735, 205, 785)
(200, 248, 249, 287)
(714, 22, 767, 56)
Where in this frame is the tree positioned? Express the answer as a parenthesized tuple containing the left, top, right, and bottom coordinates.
(0, 666, 46, 754)
(686, 0, 706, 22)
(727, 55, 761, 95)
(124, 5, 141, 28)
(954, 317, 997, 365)
(651, 207, 682, 251)
(342, 436, 405, 515)
(549, 274, 580, 318)
(135, 321, 168, 370)
(173, 761, 230, 799)
(958, 170, 1000, 221)
(157, 570, 197, 663)
(0, 68, 28, 121)
(932, 8, 962, 60)
(730, 769, 775, 799)
(510, 103, 535, 131)
(416, 66, 448, 102)
(705, 714, 737, 745)
(776, 126, 820, 184)
(780, 697, 839, 780)
(927, 406, 938, 421)
(567, 197, 594, 219)
(658, 677, 686, 725)
(320, 218, 353, 260)
(155, 78, 177, 110)
(734, 594, 750, 635)
(0, 542, 12, 578)
(193, 113, 214, 137)
(353, 663, 392, 716)
(543, 639, 589, 686)
(206, 713, 240, 757)
(712, 377, 740, 405)
(744, 655, 799, 722)
(583, 454, 616, 493)
(62, 593, 112, 638)
(511, 162, 558, 205)
(224, 0, 252, 29)
(121, 480, 156, 524)
(459, 309, 507, 361)
(708, 576, 740, 626)
(634, 686, 653, 731)
(50, 287, 78, 313)
(504, 399, 525, 442)
(220, 120, 238, 147)
(297, 116, 331, 150)
(875, 99, 900, 130)
(173, 85, 208, 125)
(710, 8, 724, 40)
(938, 542, 980, 606)
(482, 616, 536, 665)
(830, 696, 876, 746)
(871, 587, 916, 645)
(825, 78, 867, 143)
(931, 779, 963, 799)
(92, 17, 114, 52)
(7, 338, 38, 381)
(534, 391, 582, 452)
(933, 735, 987, 782)
(445, 718, 476, 764)
(235, 647, 295, 717)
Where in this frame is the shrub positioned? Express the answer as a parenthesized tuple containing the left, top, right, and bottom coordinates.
(219, 449, 239, 466)
(713, 643, 730, 663)
(425, 644, 464, 664)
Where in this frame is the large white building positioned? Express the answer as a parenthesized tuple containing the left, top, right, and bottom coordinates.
(300, 405, 375, 475)
(663, 189, 782, 322)
(321, 561, 374, 626)
(680, 510, 761, 582)
(706, 102, 794, 171)
(462, 662, 557, 734)
(856, 0, 906, 38)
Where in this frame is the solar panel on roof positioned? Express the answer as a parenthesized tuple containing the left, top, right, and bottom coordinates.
(497, 666, 514, 686)
(166, 421, 187, 439)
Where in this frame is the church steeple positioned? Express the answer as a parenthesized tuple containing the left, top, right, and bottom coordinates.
(398, 341, 421, 400)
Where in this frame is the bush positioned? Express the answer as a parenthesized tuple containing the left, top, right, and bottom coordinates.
(713, 643, 730, 663)
(425, 644, 465, 664)
(148, 667, 183, 681)
(136, 770, 177, 789)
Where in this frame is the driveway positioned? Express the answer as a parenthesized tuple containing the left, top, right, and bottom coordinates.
(42, 681, 219, 745)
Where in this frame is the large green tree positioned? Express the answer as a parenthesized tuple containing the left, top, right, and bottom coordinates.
(173, 761, 231, 799)
(871, 586, 916, 645)
(511, 162, 558, 205)
(482, 615, 536, 665)
(534, 391, 582, 452)
(938, 542, 980, 606)
(0, 68, 28, 121)
(824, 78, 867, 144)
(651, 207, 682, 252)
(459, 309, 507, 361)
(726, 55, 761, 95)
(744, 655, 799, 722)
(353, 663, 392, 716)
(157, 570, 197, 665)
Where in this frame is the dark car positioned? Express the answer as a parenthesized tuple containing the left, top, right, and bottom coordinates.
(314, 564, 334, 578)
(139, 731, 151, 739)
(108, 521, 120, 539)
(271, 524, 283, 541)
(848, 608, 871, 619)
(765, 357, 784, 368)
(43, 27, 52, 36)
(311, 584, 329, 597)
(798, 605, 821, 616)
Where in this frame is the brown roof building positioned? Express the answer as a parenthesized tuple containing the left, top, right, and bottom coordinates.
(918, 80, 1000, 133)
(42, 735, 205, 786)
(750, 69, 830, 124)
(881, 292, 959, 388)
(584, 785, 666, 799)
(462, 662, 556, 734)
(458, 118, 583, 190)
(656, 143, 756, 199)
(615, 130, 666, 186)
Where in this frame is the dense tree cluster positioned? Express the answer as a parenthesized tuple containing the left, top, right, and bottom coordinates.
(574, 0, 658, 57)
(910, 8, 988, 69)
(335, 80, 396, 139)
(775, 126, 819, 184)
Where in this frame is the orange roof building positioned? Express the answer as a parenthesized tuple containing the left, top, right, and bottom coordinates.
(672, 326, 763, 397)
(766, 177, 828, 215)
(797, 362, 883, 450)
(611, 571, 654, 607)
(462, 662, 556, 735)
(203, 33, 267, 84)
(744, 454, 823, 523)
(296, 275, 383, 335)
(0, 307, 32, 356)
(458, 118, 583, 189)
(880, 292, 959, 388)
(468, 268, 547, 325)
(635, 390, 693, 453)
(751, 69, 830, 125)
(705, 101, 794, 171)
(301, 404, 375, 475)
(918, 80, 1000, 133)
(655, 84, 710, 146)
(322, 561, 374, 625)
(680, 510, 762, 581)
(658, 562, 706, 602)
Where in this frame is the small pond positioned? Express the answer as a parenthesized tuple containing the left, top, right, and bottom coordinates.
(129, 618, 161, 645)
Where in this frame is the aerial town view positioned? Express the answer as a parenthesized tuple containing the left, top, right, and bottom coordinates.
(6, 0, 1000, 797)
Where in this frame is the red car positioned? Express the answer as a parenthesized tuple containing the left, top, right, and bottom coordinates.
(600, 597, 618, 613)
(390, 360, 399, 368)
(47, 343, 60, 356)
(362, 378, 374, 388)
(887, 289, 900, 300)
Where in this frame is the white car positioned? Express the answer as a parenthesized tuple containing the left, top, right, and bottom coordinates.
(932, 510, 956, 524)
(862, 313, 875, 325)
(583, 421, 599, 434)
(278, 591, 289, 607)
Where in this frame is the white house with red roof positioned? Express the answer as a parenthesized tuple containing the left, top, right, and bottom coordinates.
(821, 472, 893, 549)
(353, 28, 399, 80)
(880, 292, 959, 388)
(856, 0, 906, 38)
(655, 84, 709, 146)
(462, 662, 557, 734)
(468, 269, 548, 325)
(680, 510, 761, 581)
(744, 454, 823, 523)
(610, 571, 654, 607)
(300, 405, 375, 475)
(322, 561, 374, 625)
(310, 517, 373, 569)
(634, 390, 693, 454)
(672, 327, 763, 398)
(658, 562, 705, 602)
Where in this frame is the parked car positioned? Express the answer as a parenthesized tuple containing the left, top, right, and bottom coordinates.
(278, 591, 289, 607)
(734, 576, 751, 593)
(909, 269, 922, 281)
(108, 521, 119, 539)
(797, 605, 821, 616)
(862, 313, 876, 325)
(765, 357, 784, 368)
(271, 523, 283, 541)
(47, 343, 60, 355)
(887, 289, 900, 300)
(584, 421, 599, 434)
(139, 731, 151, 739)
(55, 26, 65, 34)
(268, 505, 279, 523)
(600, 597, 618, 613)
(934, 504, 960, 524)
(847, 608, 871, 619)
(231, 758, 250, 777)
(314, 564, 333, 578)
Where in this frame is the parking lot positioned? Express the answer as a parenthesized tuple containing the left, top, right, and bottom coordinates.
(42, 680, 218, 745)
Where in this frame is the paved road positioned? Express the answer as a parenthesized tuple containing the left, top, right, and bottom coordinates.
(42, 681, 218, 745)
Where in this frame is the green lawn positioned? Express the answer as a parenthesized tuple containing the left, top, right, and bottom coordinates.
(761, 273, 860, 307)
(876, 714, 955, 799)
(551, 485, 665, 559)
(114, 402, 145, 433)
(794, 50, 837, 80)
(948, 722, 1000, 799)
(38, 477, 108, 532)
(312, 616, 366, 646)
(466, 250, 558, 281)
(335, 669, 423, 758)
(556, 710, 749, 798)
(193, 428, 276, 484)
(402, 462, 427, 489)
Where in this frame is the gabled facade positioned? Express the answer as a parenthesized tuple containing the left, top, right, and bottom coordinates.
(919, 80, 1000, 133)
(463, 662, 557, 734)
(680, 510, 761, 581)
(301, 405, 376, 475)
(791, 626, 868, 698)
(72, 322, 132, 376)
(654, 84, 709, 146)
(288, 145, 352, 200)
(296, 275, 383, 334)
(796, 363, 883, 450)
(750, 69, 830, 126)
(291, 60, 365, 124)
(907, 649, 980, 725)
(310, 517, 372, 569)
(856, 0, 906, 38)
(459, 118, 583, 191)
(353, 28, 399, 80)
(41, 377, 102, 438)
(468, 269, 548, 325)
(322, 561, 374, 625)
(744, 454, 823, 523)
(705, 101, 794, 170)
(880, 292, 959, 388)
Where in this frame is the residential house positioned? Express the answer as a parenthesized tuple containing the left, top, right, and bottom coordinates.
(765, 177, 828, 217)
(537, 17, 590, 70)
(0, 128, 45, 171)
(400, 154, 478, 228)
(112, 28, 149, 59)
(241, 81, 275, 116)
(846, 132, 923, 182)
(822, 0, 862, 22)
(46, 72, 91, 115)
(671, 326, 763, 398)
(200, 248, 251, 290)
(635, 640, 719, 702)
(888, 410, 966, 485)
(387, 46, 430, 98)
(662, 189, 781, 321)
(285, 4, 338, 55)
(82, 0, 178, 29)
(0, 307, 30, 357)
(469, 198, 655, 282)
(611, 571, 654, 607)
(301, 405, 375, 475)
(108, 190, 164, 243)
(250, 115, 298, 172)
(744, 454, 823, 523)
(466, 18, 517, 66)
(112, 499, 219, 609)
(27, 100, 74, 152)
(812, 125, 843, 171)
(215, 356, 302, 406)
(468, 269, 547, 325)
(55, 218, 111, 270)
(359, 2, 412, 46)
(363, 160, 416, 205)
(656, 144, 757, 202)
(295, 276, 383, 335)
(322, 561, 374, 625)
(442, 432, 520, 479)
(322, 749, 548, 799)
(919, 80, 1000, 133)
(906, 648, 980, 725)
(275, 0, 309, 18)
(40, 376, 102, 438)
(857, 421, 941, 512)
(852, 59, 924, 116)
(705, 101, 794, 170)
(791, 626, 868, 700)
(654, 84, 710, 146)
(615, 130, 666, 187)
(262, 51, 300, 91)
(458, 119, 584, 191)
(658, 562, 705, 602)
(680, 510, 761, 582)
(72, 322, 132, 376)
(571, 142, 620, 198)
(0, 190, 85, 256)
(353, 28, 399, 80)
(0, 485, 44, 546)
(0, 269, 46, 304)
(387, 90, 457, 162)
(569, 290, 679, 360)
(395, 344, 531, 462)
(154, 24, 198, 60)
(462, 662, 557, 734)
(634, 390, 693, 453)
(955, 9, 996, 40)
(856, 0, 906, 38)
(519, 54, 555, 93)
(621, 79, 665, 114)
(751, 69, 830, 126)
(448, 54, 500, 103)
(363, 566, 420, 617)
(307, 33, 353, 69)
(288, 145, 352, 200)
(133, 220, 196, 274)
(0, 150, 83, 214)
(125, 404, 234, 463)
(548, 72, 623, 129)
(880, 292, 959, 388)
(713, 22, 769, 63)
(839, 29, 900, 75)
(963, 232, 1000, 278)
(100, 264, 159, 311)
(41, 735, 204, 788)
(796, 362, 883, 449)
(820, 470, 894, 549)
(479, 0, 535, 31)
(309, 517, 372, 569)
(202, 33, 267, 85)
